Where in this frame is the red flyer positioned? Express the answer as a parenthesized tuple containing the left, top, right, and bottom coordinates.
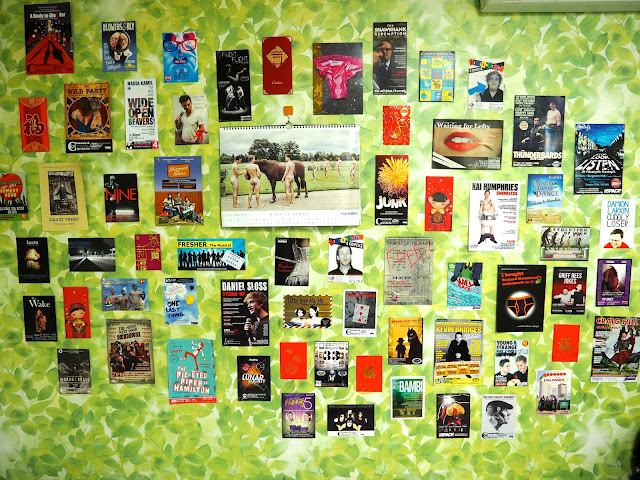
(280, 342, 307, 379)
(19, 97, 50, 152)
(383, 106, 410, 145)
(356, 355, 382, 392)
(135, 234, 162, 270)
(262, 36, 292, 95)
(552, 324, 580, 362)
(425, 176, 453, 231)
(63, 286, 91, 339)
(24, 2, 74, 75)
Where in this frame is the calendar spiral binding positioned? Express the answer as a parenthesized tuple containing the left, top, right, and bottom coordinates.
(220, 124, 357, 130)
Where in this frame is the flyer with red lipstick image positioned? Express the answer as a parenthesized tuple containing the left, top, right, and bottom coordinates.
(432, 119, 503, 170)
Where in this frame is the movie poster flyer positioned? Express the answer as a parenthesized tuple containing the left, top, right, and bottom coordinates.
(419, 51, 454, 102)
(328, 234, 363, 283)
(591, 316, 639, 382)
(101, 278, 149, 312)
(551, 267, 587, 315)
(173, 94, 209, 145)
(124, 79, 158, 149)
(221, 279, 269, 346)
(16, 237, 50, 283)
(0, 153, 22, 203)
(526, 174, 562, 224)
(425, 176, 453, 231)
(373, 22, 406, 94)
(382, 106, 410, 145)
(154, 156, 204, 226)
(23, 295, 57, 342)
(468, 181, 520, 251)
(388, 317, 423, 365)
(135, 234, 162, 271)
(314, 341, 348, 388)
(62, 287, 90, 339)
(432, 119, 503, 170)
(163, 278, 198, 325)
(467, 59, 504, 110)
(39, 163, 88, 231)
(313, 43, 363, 115)
(24, 2, 73, 75)
(342, 289, 377, 338)
(68, 238, 116, 272)
(64, 83, 112, 153)
(375, 155, 408, 226)
(178, 239, 245, 271)
(541, 226, 590, 261)
(282, 393, 315, 438)
(481, 395, 516, 440)
(434, 319, 483, 385)
(494, 340, 529, 386)
(19, 97, 50, 152)
(219, 125, 360, 228)
(536, 370, 571, 416)
(496, 265, 546, 332)
(596, 259, 631, 307)
(447, 263, 482, 310)
(384, 237, 433, 305)
(437, 393, 471, 438)
(512, 95, 565, 167)
(328, 404, 374, 436)
(600, 199, 634, 249)
(275, 238, 310, 286)
(216, 49, 251, 121)
(57, 349, 91, 394)
(102, 21, 136, 71)
(163, 31, 198, 83)
(237, 356, 271, 401)
(262, 36, 293, 95)
(168, 339, 216, 404)
(283, 295, 332, 329)
(391, 377, 425, 419)
(104, 173, 139, 222)
(106, 319, 155, 384)
(574, 123, 625, 194)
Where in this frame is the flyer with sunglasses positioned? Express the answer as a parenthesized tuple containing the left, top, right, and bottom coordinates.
(162, 31, 198, 83)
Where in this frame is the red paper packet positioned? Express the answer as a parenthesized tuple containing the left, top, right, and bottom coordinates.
(63, 286, 91, 339)
(280, 342, 307, 379)
(135, 234, 162, 271)
(552, 324, 580, 362)
(19, 97, 50, 152)
(356, 355, 382, 392)
(425, 176, 453, 231)
(262, 36, 292, 95)
(383, 106, 410, 145)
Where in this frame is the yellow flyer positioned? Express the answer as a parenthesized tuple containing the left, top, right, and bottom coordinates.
(39, 163, 88, 231)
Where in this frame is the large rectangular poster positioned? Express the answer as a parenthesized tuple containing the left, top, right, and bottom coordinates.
(221, 279, 269, 346)
(434, 319, 483, 385)
(219, 125, 360, 227)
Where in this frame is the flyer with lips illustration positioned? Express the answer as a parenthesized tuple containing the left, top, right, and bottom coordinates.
(432, 119, 503, 170)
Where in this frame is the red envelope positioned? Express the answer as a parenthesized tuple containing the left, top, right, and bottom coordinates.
(356, 355, 382, 392)
(262, 36, 292, 95)
(63, 287, 91, 339)
(383, 106, 410, 145)
(552, 324, 580, 362)
(19, 97, 50, 152)
(135, 234, 162, 271)
(280, 342, 307, 379)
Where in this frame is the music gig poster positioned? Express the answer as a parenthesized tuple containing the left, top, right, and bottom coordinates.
(19, 97, 49, 152)
(124, 79, 158, 149)
(24, 2, 73, 75)
(262, 36, 292, 95)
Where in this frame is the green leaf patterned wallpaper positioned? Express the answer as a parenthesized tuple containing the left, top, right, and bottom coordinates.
(1, 0, 639, 478)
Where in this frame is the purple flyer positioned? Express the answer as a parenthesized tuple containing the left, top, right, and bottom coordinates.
(596, 259, 631, 307)
(282, 393, 315, 438)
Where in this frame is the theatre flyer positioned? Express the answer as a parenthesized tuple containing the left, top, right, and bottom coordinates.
(551, 267, 587, 315)
(468, 181, 520, 251)
(494, 340, 529, 387)
(574, 123, 624, 194)
(163, 31, 198, 83)
(102, 21, 136, 72)
(221, 279, 269, 347)
(496, 265, 546, 332)
(106, 319, 155, 384)
(104, 173, 139, 222)
(237, 356, 271, 401)
(0, 172, 28, 221)
(24, 2, 73, 75)
(596, 259, 631, 307)
(124, 79, 158, 149)
(342, 289, 377, 338)
(328, 234, 363, 283)
(163, 278, 198, 325)
(541, 226, 590, 261)
(314, 341, 348, 388)
(481, 395, 516, 440)
(19, 97, 50, 152)
(384, 237, 433, 305)
(526, 174, 562, 224)
(419, 51, 454, 102)
(39, 163, 88, 232)
(282, 393, 315, 438)
(275, 238, 309, 286)
(432, 119, 503, 170)
(327, 404, 374, 437)
(64, 83, 112, 153)
(57, 349, 91, 394)
(391, 377, 425, 419)
(512, 95, 565, 167)
(600, 199, 634, 249)
(283, 295, 333, 329)
(375, 155, 409, 226)
(168, 339, 216, 404)
(216, 49, 251, 121)
(154, 156, 204, 226)
(447, 263, 482, 310)
(388, 317, 423, 365)
(23, 295, 57, 342)
(536, 370, 571, 416)
(467, 59, 504, 110)
(591, 316, 639, 382)
(373, 22, 407, 95)
(16, 237, 50, 283)
(178, 239, 245, 271)
(433, 319, 483, 385)
(437, 393, 471, 438)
